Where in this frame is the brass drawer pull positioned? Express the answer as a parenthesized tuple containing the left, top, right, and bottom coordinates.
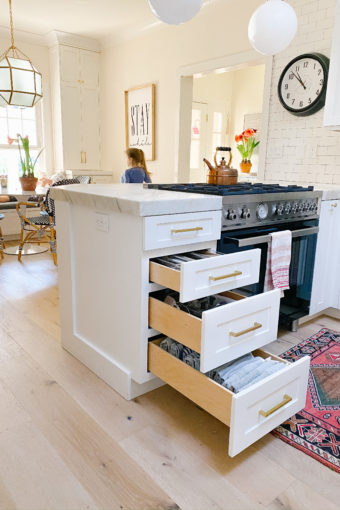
(332, 203, 338, 208)
(230, 321, 262, 338)
(171, 227, 203, 234)
(210, 270, 242, 282)
(259, 394, 292, 418)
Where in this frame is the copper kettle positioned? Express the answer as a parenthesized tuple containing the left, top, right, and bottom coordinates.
(203, 147, 238, 185)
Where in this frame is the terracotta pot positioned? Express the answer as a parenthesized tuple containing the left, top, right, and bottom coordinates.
(240, 160, 252, 173)
(20, 176, 38, 192)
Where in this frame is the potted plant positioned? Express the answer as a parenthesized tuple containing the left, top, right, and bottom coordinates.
(235, 129, 259, 173)
(8, 134, 43, 191)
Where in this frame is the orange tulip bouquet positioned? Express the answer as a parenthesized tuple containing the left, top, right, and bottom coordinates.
(235, 128, 259, 173)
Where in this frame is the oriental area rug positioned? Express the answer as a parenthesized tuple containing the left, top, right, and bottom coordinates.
(272, 328, 340, 474)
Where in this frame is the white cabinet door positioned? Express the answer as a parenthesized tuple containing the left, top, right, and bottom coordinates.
(310, 200, 340, 314)
(80, 50, 99, 89)
(81, 87, 100, 169)
(60, 46, 80, 85)
(61, 83, 82, 170)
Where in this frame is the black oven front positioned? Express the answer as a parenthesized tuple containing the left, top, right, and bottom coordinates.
(217, 219, 319, 331)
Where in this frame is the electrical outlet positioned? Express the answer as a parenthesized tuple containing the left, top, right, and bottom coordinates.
(95, 212, 109, 232)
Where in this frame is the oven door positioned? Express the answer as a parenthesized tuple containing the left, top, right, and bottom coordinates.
(217, 220, 319, 328)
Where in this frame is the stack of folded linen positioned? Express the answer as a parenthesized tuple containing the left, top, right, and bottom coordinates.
(208, 353, 283, 393)
(159, 338, 284, 393)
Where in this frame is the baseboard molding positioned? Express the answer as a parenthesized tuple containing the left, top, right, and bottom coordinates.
(299, 308, 340, 325)
(62, 331, 164, 400)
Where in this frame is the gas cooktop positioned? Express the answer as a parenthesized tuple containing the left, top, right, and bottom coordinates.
(145, 183, 314, 196)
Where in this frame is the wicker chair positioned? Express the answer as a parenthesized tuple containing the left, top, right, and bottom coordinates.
(16, 178, 83, 265)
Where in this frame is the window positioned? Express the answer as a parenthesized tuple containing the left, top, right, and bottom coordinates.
(0, 104, 43, 190)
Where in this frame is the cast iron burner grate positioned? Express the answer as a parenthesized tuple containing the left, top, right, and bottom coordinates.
(145, 183, 314, 196)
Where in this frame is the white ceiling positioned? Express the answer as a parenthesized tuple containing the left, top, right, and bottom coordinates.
(0, 0, 217, 45)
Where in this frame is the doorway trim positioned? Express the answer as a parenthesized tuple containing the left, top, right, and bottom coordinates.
(175, 50, 273, 183)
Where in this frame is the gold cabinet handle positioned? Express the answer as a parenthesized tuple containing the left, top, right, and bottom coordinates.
(210, 270, 242, 282)
(230, 321, 262, 338)
(332, 203, 338, 208)
(259, 394, 292, 418)
(84, 152, 87, 164)
(171, 227, 203, 234)
(80, 151, 83, 164)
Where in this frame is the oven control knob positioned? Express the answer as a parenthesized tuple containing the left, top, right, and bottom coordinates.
(241, 208, 251, 219)
(227, 209, 237, 220)
(276, 204, 284, 215)
(303, 202, 309, 212)
(298, 203, 304, 213)
(292, 203, 298, 214)
(284, 203, 292, 214)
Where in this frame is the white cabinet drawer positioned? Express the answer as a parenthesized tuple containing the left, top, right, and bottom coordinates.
(148, 340, 310, 457)
(143, 211, 221, 251)
(149, 289, 281, 372)
(149, 249, 261, 302)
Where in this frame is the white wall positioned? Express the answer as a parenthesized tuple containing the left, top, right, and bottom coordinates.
(230, 65, 264, 172)
(192, 65, 265, 173)
(100, 0, 263, 183)
(264, 0, 340, 187)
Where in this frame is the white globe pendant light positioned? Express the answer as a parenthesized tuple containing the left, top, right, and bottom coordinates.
(248, 0, 298, 55)
(148, 0, 203, 25)
(0, 0, 43, 107)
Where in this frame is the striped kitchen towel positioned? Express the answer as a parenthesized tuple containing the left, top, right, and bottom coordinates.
(264, 230, 292, 293)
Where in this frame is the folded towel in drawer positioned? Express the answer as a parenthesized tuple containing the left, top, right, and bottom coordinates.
(159, 337, 285, 393)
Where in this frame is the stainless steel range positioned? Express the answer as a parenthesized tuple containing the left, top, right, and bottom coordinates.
(146, 183, 322, 331)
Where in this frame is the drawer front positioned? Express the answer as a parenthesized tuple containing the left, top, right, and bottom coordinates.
(150, 249, 261, 302)
(149, 289, 281, 373)
(228, 354, 310, 457)
(144, 211, 221, 251)
(201, 289, 281, 372)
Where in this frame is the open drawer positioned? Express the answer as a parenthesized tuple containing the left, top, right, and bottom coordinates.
(148, 339, 310, 457)
(149, 289, 281, 373)
(149, 249, 261, 302)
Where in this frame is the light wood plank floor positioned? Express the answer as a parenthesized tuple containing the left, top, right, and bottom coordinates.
(0, 246, 339, 510)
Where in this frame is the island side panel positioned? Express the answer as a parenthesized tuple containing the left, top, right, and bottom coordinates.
(55, 198, 219, 399)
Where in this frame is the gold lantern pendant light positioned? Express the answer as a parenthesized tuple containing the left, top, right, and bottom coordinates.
(0, 0, 42, 107)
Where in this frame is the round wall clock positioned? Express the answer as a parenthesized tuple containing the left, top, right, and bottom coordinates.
(278, 53, 329, 116)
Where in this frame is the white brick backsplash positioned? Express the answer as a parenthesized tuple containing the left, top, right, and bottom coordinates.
(266, 25, 339, 176)
(262, 0, 340, 186)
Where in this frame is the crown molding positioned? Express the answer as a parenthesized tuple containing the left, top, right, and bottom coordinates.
(46, 31, 101, 52)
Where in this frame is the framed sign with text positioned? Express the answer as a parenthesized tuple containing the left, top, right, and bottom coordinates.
(125, 83, 155, 160)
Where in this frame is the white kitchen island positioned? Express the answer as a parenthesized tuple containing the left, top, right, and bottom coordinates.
(51, 184, 223, 399)
(52, 183, 309, 457)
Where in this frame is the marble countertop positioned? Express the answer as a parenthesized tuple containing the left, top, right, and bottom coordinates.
(50, 183, 223, 216)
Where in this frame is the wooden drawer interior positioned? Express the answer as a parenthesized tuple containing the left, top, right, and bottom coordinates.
(148, 338, 233, 426)
(149, 250, 218, 292)
(148, 290, 245, 354)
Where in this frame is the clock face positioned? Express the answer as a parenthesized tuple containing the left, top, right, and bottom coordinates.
(278, 53, 329, 116)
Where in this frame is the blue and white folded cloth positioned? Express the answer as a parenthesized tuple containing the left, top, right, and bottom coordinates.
(159, 337, 284, 393)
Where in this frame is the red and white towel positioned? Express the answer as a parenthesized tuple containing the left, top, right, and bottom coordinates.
(264, 230, 292, 293)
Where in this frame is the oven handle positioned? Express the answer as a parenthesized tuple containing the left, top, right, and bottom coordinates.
(223, 226, 319, 247)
